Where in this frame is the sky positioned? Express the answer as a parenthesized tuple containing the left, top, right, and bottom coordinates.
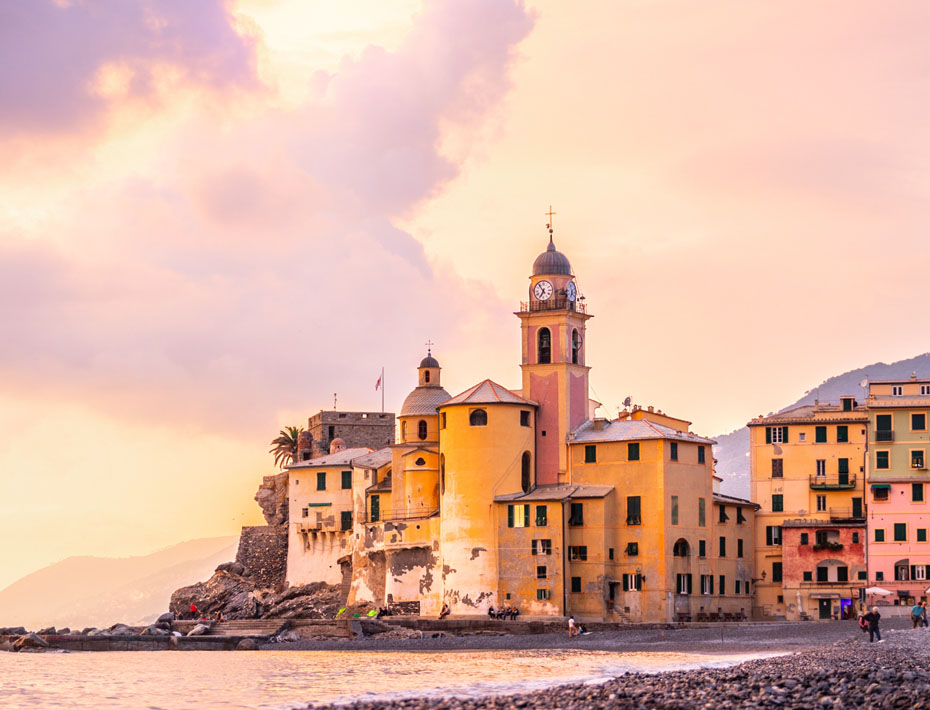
(2, 0, 930, 589)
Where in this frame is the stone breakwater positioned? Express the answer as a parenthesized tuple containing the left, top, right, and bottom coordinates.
(306, 630, 930, 710)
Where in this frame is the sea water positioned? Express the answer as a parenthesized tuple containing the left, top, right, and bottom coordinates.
(1, 649, 779, 709)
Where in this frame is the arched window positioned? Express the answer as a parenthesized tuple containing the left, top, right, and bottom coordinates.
(673, 539, 690, 557)
(521, 451, 532, 493)
(424, 370, 430, 383)
(440, 453, 446, 495)
(572, 329, 581, 365)
(538, 328, 551, 364)
(418, 419, 428, 440)
(401, 421, 407, 440)
(469, 409, 488, 426)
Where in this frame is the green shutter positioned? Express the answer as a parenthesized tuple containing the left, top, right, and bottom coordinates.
(782, 426, 789, 442)
(766, 427, 772, 444)
(623, 575, 629, 592)
(524, 505, 530, 527)
(531, 539, 537, 555)
(507, 505, 514, 528)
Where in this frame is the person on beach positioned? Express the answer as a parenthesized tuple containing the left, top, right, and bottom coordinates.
(439, 603, 451, 619)
(568, 616, 577, 638)
(922, 602, 928, 628)
(863, 607, 883, 643)
(912, 602, 923, 629)
(189, 603, 197, 620)
(487, 606, 495, 619)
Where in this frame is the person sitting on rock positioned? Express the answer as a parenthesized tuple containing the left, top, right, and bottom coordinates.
(487, 606, 495, 619)
(509, 606, 519, 621)
(439, 602, 451, 619)
(189, 603, 197, 620)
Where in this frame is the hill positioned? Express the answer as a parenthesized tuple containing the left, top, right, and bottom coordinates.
(0, 536, 237, 630)
(714, 352, 930, 499)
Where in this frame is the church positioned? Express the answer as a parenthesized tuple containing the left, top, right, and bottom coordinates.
(285, 233, 757, 622)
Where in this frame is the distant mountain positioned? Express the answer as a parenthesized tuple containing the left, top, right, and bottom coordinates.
(0, 536, 237, 630)
(714, 352, 930, 499)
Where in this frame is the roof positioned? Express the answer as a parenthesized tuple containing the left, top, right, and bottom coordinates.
(419, 354, 440, 368)
(867, 395, 930, 409)
(712, 493, 760, 510)
(532, 236, 572, 276)
(366, 475, 392, 493)
(781, 518, 865, 528)
(286, 447, 373, 469)
(400, 386, 451, 416)
(441, 379, 536, 407)
(351, 447, 392, 469)
(571, 418, 715, 445)
(748, 403, 867, 425)
(494, 483, 614, 502)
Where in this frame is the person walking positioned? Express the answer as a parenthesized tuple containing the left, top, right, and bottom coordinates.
(911, 601, 923, 629)
(568, 616, 577, 638)
(864, 606, 883, 643)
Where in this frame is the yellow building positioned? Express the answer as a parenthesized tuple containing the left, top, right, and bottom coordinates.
(286, 232, 757, 621)
(749, 399, 868, 620)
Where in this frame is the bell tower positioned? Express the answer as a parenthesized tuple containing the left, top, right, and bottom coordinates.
(517, 219, 592, 486)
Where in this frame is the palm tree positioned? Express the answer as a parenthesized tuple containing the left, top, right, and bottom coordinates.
(269, 426, 303, 469)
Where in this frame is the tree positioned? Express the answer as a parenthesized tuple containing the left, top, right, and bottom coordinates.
(269, 426, 303, 469)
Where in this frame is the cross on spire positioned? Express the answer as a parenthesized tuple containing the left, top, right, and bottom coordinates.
(425, 339, 434, 355)
(545, 205, 556, 230)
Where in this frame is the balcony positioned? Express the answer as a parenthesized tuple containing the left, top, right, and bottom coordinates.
(875, 430, 894, 442)
(809, 475, 856, 490)
(812, 542, 844, 552)
(519, 297, 587, 314)
(360, 506, 438, 524)
(829, 507, 865, 522)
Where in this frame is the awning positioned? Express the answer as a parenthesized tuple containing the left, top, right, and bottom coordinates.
(871, 484, 891, 490)
(897, 590, 911, 597)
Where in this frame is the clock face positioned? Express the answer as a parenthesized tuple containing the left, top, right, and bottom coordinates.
(566, 281, 577, 302)
(533, 280, 553, 301)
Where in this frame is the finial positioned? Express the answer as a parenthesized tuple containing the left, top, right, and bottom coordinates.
(545, 205, 556, 250)
(425, 339, 434, 356)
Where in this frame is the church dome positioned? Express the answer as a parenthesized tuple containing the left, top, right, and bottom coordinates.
(401, 386, 451, 416)
(532, 236, 572, 276)
(419, 354, 440, 368)
(329, 438, 346, 454)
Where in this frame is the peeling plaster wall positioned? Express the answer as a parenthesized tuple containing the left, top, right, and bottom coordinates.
(286, 528, 348, 586)
(496, 503, 563, 615)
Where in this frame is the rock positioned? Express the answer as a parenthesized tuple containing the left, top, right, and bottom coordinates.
(107, 624, 135, 636)
(273, 630, 301, 643)
(0, 638, 12, 652)
(0, 627, 27, 636)
(13, 633, 49, 651)
(80, 627, 96, 635)
(186, 624, 211, 637)
(236, 638, 258, 651)
(140, 625, 169, 636)
(58, 628, 70, 635)
(216, 561, 248, 576)
(155, 621, 172, 632)
(156, 612, 175, 624)
(255, 472, 289, 525)
(37, 627, 56, 635)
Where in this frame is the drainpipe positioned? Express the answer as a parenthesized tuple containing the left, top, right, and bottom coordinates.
(863, 415, 870, 613)
(562, 498, 569, 616)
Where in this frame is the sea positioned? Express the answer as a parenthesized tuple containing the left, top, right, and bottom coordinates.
(1, 648, 778, 709)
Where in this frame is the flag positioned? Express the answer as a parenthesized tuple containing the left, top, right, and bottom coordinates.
(375, 372, 382, 391)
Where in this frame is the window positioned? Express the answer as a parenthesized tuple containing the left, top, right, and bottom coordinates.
(424, 370, 430, 383)
(735, 580, 742, 594)
(341, 470, 352, 489)
(520, 410, 530, 427)
(803, 571, 812, 582)
(772, 562, 783, 582)
(719, 505, 729, 523)
(838, 458, 849, 475)
(737, 538, 744, 557)
(858, 571, 867, 580)
(414, 457, 425, 466)
(440, 412, 446, 429)
(507, 504, 530, 528)
(719, 575, 726, 595)
(401, 421, 406, 440)
(719, 536, 726, 557)
(842, 397, 854, 412)
(609, 547, 614, 560)
(800, 532, 809, 546)
(622, 573, 642, 591)
(852, 532, 859, 544)
(772, 494, 784, 512)
(913, 413, 927, 431)
(676, 574, 693, 595)
(766, 426, 787, 444)
(837, 566, 848, 582)
(816, 495, 826, 512)
(701, 575, 714, 595)
(919, 529, 928, 543)
(876, 451, 890, 469)
(895, 564, 909, 581)
(893, 385, 903, 396)
(628, 442, 640, 461)
(874, 485, 890, 501)
(370, 495, 380, 522)
(815, 530, 829, 547)
(469, 409, 487, 426)
(875, 528, 885, 542)
(625, 542, 638, 556)
(302, 507, 308, 518)
(537, 328, 551, 364)
(537, 565, 547, 580)
(568, 546, 587, 561)
(771, 459, 783, 478)
(765, 525, 782, 546)
(341, 511, 352, 531)
(536, 589, 550, 601)
(571, 576, 582, 593)
(585, 445, 597, 463)
(923, 385, 930, 396)
(698, 539, 706, 557)
(698, 497, 706, 526)
(736, 507, 746, 524)
(531, 539, 552, 555)
(626, 496, 641, 525)
(816, 459, 826, 477)
(440, 454, 445, 495)
(913, 450, 926, 469)
(671, 496, 679, 525)
(876, 572, 884, 581)
(836, 425, 848, 443)
(536, 505, 548, 526)
(418, 420, 427, 440)
(570, 502, 584, 526)
(815, 426, 827, 443)
(521, 452, 532, 494)
(673, 539, 690, 557)
(914, 483, 925, 502)
(698, 445, 706, 464)
(799, 432, 806, 442)
(895, 523, 907, 542)
(816, 566, 828, 583)
(317, 471, 326, 490)
(670, 442, 678, 461)
(918, 567, 928, 581)
(572, 329, 581, 365)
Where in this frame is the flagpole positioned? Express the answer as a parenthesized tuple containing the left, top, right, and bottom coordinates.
(381, 366, 385, 413)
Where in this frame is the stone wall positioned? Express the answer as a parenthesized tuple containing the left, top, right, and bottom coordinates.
(236, 526, 287, 590)
(305, 411, 396, 459)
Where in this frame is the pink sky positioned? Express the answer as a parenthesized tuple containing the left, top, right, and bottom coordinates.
(2, 0, 929, 589)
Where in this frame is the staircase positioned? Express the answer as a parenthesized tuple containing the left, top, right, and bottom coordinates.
(207, 620, 290, 638)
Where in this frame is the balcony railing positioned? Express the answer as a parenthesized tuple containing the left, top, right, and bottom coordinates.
(809, 475, 856, 490)
(519, 297, 587, 314)
(875, 430, 894, 442)
(360, 506, 438, 524)
(829, 507, 865, 521)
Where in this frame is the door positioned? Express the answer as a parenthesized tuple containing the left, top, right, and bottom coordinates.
(852, 497, 863, 518)
(370, 495, 380, 522)
(818, 599, 832, 620)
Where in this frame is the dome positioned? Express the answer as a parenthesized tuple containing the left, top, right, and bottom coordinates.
(329, 438, 346, 454)
(532, 236, 571, 276)
(401, 386, 451, 416)
(419, 354, 440, 368)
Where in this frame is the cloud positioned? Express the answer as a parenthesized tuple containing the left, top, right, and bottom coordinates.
(0, 0, 258, 135)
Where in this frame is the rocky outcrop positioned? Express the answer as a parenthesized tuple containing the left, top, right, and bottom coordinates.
(254, 472, 288, 526)
(12, 633, 49, 651)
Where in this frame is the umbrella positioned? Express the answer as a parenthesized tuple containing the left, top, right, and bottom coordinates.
(865, 587, 892, 595)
